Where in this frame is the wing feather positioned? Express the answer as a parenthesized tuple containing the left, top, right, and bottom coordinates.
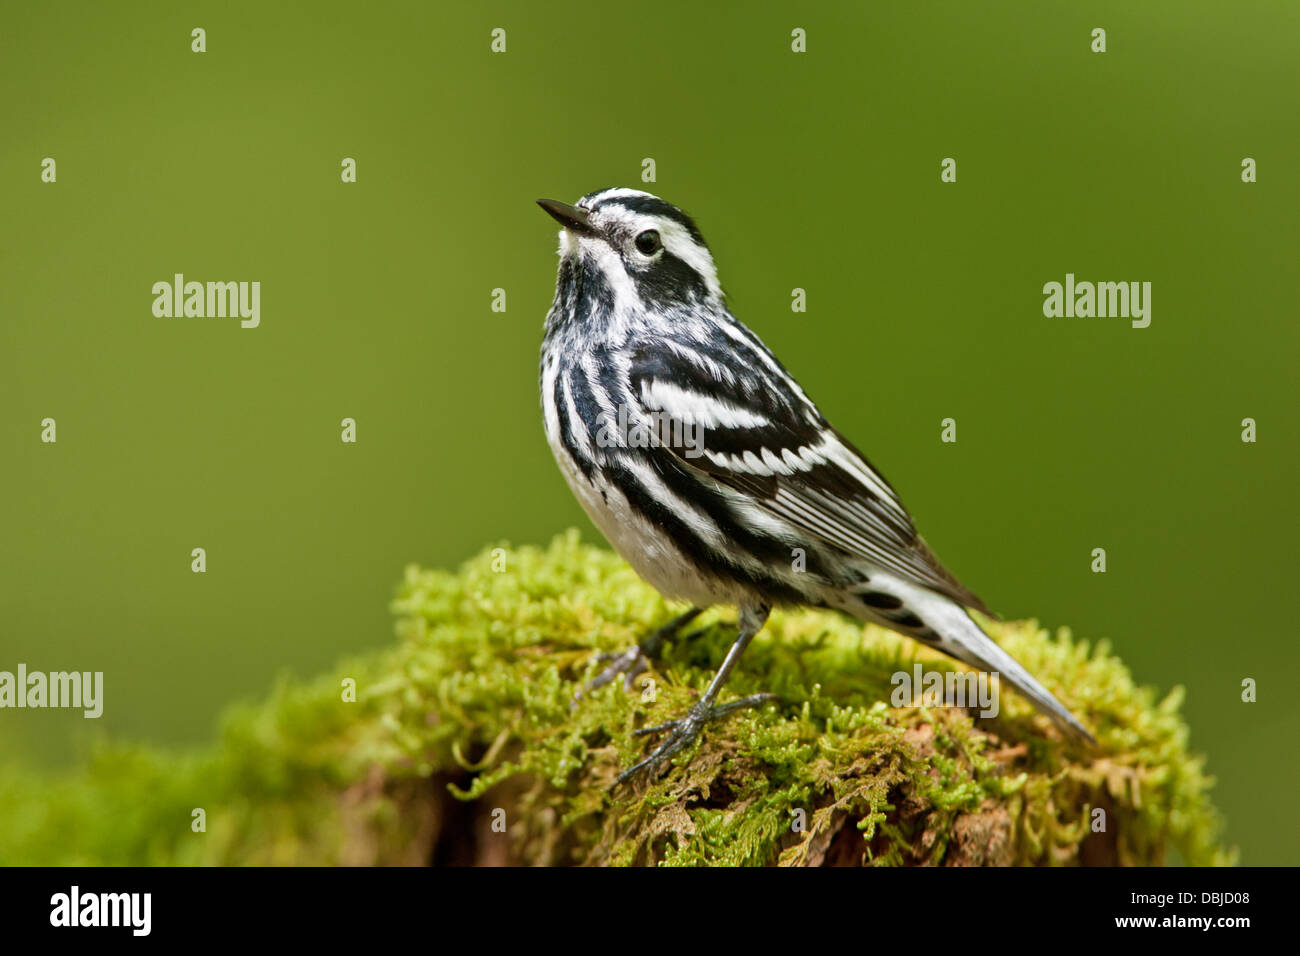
(629, 344, 994, 615)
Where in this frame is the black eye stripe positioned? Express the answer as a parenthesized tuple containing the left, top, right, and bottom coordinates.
(590, 194, 707, 246)
(626, 247, 707, 305)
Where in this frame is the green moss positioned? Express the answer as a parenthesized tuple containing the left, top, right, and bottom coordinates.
(0, 531, 1232, 866)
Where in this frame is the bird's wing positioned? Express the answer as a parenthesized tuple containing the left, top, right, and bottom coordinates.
(628, 340, 994, 615)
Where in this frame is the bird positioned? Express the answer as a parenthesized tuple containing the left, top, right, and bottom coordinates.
(536, 187, 1094, 783)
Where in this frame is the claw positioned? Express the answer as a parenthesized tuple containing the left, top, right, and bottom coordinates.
(574, 646, 650, 704)
(615, 692, 778, 784)
(571, 607, 705, 707)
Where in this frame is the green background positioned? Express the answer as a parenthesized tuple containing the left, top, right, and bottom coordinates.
(2, 1, 1296, 863)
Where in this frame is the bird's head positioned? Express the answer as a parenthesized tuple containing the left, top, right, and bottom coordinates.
(537, 188, 722, 314)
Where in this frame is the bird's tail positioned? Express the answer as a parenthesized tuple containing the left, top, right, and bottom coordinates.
(843, 575, 1095, 744)
(930, 605, 1095, 744)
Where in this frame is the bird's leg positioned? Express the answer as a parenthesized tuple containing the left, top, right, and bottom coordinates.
(574, 606, 705, 702)
(615, 602, 776, 784)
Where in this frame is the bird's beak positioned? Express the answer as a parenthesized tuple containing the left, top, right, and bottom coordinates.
(536, 198, 596, 236)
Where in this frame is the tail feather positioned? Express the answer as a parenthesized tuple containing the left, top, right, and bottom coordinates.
(928, 606, 1095, 744)
(841, 573, 1095, 744)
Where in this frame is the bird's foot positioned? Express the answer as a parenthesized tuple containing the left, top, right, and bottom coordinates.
(573, 607, 704, 703)
(581, 645, 652, 697)
(615, 692, 778, 784)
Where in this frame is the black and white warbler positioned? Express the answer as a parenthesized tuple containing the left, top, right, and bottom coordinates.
(537, 188, 1094, 782)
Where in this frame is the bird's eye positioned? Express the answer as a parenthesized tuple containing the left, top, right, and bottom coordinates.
(634, 230, 661, 255)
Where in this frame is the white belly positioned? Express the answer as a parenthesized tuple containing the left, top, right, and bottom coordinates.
(548, 430, 736, 607)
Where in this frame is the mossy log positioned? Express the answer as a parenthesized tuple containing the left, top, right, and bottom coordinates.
(0, 532, 1231, 866)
